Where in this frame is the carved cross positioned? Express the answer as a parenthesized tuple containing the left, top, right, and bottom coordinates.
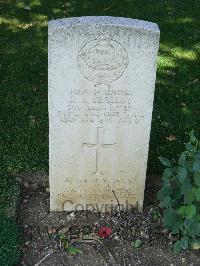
(82, 127, 116, 175)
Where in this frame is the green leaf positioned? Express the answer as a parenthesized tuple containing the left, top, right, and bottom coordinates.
(171, 220, 182, 234)
(162, 168, 173, 180)
(188, 222, 200, 237)
(181, 179, 192, 195)
(178, 205, 196, 219)
(180, 236, 188, 250)
(178, 206, 187, 216)
(132, 239, 142, 248)
(194, 214, 200, 221)
(157, 181, 170, 201)
(193, 159, 200, 172)
(187, 205, 196, 219)
(159, 196, 171, 208)
(158, 156, 171, 167)
(185, 142, 194, 152)
(164, 208, 179, 229)
(67, 245, 83, 255)
(177, 167, 187, 183)
(189, 130, 197, 144)
(173, 240, 182, 253)
(178, 153, 186, 166)
(184, 188, 196, 204)
(194, 172, 200, 186)
(183, 218, 193, 230)
(195, 187, 200, 201)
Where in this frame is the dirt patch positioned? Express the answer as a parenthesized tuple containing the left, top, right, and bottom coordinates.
(17, 173, 200, 265)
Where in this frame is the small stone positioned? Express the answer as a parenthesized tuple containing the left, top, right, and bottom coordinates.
(168, 232, 173, 239)
(161, 228, 168, 234)
(140, 231, 145, 237)
(70, 212, 75, 218)
(60, 227, 68, 233)
(23, 199, 28, 203)
(48, 227, 56, 235)
(23, 182, 29, 188)
(46, 187, 50, 192)
(181, 258, 186, 263)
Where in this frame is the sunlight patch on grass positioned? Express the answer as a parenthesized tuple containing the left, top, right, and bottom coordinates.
(167, 17, 194, 24)
(171, 48, 197, 61)
(30, 0, 42, 7)
(159, 43, 197, 64)
(53, 8, 63, 15)
(158, 55, 176, 68)
(0, 15, 47, 31)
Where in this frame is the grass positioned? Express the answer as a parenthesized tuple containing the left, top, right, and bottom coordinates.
(0, 0, 200, 264)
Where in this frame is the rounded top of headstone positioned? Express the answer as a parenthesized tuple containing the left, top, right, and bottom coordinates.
(49, 16, 159, 34)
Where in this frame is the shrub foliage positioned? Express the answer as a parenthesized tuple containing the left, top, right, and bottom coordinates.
(158, 131, 200, 252)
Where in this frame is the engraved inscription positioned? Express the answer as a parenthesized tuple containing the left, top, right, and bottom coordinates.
(77, 35, 128, 85)
(82, 127, 116, 176)
(58, 87, 145, 125)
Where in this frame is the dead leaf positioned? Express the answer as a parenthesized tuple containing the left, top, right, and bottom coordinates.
(165, 135, 176, 141)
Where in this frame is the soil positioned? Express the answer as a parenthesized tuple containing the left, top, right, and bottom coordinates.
(17, 173, 200, 266)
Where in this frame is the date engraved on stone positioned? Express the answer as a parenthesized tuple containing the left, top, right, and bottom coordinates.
(77, 35, 129, 85)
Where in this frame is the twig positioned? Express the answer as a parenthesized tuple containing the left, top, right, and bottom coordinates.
(94, 249, 108, 266)
(106, 247, 116, 264)
(76, 239, 95, 243)
(112, 190, 121, 211)
(123, 257, 126, 266)
(34, 249, 54, 266)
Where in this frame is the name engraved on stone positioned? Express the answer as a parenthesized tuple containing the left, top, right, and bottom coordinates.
(58, 87, 138, 125)
(77, 35, 129, 85)
(82, 127, 116, 175)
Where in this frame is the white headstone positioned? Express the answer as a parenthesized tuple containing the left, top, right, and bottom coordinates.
(48, 16, 160, 212)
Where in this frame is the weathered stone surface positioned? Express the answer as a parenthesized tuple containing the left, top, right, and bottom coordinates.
(48, 16, 160, 211)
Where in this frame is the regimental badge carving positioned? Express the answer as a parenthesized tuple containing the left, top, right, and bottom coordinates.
(77, 35, 129, 85)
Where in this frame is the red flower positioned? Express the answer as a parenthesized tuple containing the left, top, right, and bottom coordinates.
(98, 226, 112, 238)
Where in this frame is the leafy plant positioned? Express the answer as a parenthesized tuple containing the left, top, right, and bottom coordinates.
(152, 208, 162, 221)
(132, 239, 142, 248)
(158, 131, 200, 252)
(58, 232, 82, 255)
